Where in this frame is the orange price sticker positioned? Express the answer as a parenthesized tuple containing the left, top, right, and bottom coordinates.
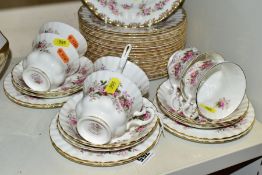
(68, 34, 79, 49)
(57, 48, 69, 64)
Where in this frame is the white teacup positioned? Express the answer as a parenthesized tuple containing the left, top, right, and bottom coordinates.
(22, 50, 66, 91)
(32, 33, 80, 76)
(167, 47, 200, 94)
(76, 70, 154, 144)
(181, 53, 246, 120)
(39, 22, 87, 56)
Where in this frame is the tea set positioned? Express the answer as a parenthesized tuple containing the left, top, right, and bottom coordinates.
(3, 19, 254, 166)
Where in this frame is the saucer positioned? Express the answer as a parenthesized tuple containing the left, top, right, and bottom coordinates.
(58, 93, 159, 151)
(3, 73, 79, 108)
(50, 114, 161, 166)
(12, 57, 93, 98)
(157, 80, 249, 129)
(163, 104, 255, 143)
(154, 99, 255, 143)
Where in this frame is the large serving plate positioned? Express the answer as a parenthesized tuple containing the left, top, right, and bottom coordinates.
(50, 114, 161, 166)
(3, 73, 76, 108)
(11, 57, 93, 98)
(82, 0, 183, 28)
(156, 80, 249, 129)
(58, 93, 159, 151)
(79, 6, 185, 33)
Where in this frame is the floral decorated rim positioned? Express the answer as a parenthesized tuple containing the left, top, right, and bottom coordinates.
(11, 57, 93, 98)
(154, 98, 255, 142)
(50, 114, 161, 167)
(81, 0, 184, 28)
(3, 73, 75, 109)
(58, 93, 159, 149)
(156, 80, 249, 129)
(164, 122, 254, 144)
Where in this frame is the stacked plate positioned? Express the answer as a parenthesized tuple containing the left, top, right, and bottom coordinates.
(78, 6, 186, 80)
(155, 80, 255, 143)
(50, 93, 162, 166)
(3, 57, 94, 108)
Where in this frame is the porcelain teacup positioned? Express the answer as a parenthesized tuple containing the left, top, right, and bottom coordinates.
(39, 21, 87, 56)
(75, 70, 154, 144)
(22, 50, 67, 91)
(181, 53, 246, 120)
(32, 33, 80, 76)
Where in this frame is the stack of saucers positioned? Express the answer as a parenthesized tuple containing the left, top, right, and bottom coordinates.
(78, 5, 186, 80)
(3, 22, 94, 109)
(50, 94, 161, 166)
(155, 48, 255, 143)
(50, 50, 162, 166)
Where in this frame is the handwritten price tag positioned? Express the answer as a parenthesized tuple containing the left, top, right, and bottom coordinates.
(105, 78, 120, 94)
(53, 38, 70, 47)
(199, 103, 217, 113)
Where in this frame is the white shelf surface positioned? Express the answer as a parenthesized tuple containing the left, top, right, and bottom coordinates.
(0, 2, 261, 175)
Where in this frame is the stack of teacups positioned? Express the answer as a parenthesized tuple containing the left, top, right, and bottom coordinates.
(4, 22, 94, 108)
(50, 45, 162, 166)
(156, 48, 255, 143)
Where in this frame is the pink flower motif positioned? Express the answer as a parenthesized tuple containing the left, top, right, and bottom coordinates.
(135, 125, 145, 132)
(99, 0, 107, 6)
(155, 2, 164, 10)
(142, 7, 151, 16)
(201, 60, 214, 70)
(216, 97, 230, 110)
(181, 51, 194, 63)
(68, 116, 77, 126)
(73, 76, 86, 85)
(31, 73, 43, 84)
(79, 67, 88, 75)
(143, 111, 151, 120)
(108, 0, 119, 15)
(173, 63, 181, 78)
(122, 4, 133, 9)
(190, 71, 199, 85)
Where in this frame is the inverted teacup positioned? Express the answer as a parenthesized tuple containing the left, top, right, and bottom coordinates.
(32, 33, 80, 76)
(76, 70, 154, 144)
(22, 50, 66, 91)
(39, 22, 87, 56)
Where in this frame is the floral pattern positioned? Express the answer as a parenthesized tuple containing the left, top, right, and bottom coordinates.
(216, 97, 230, 110)
(86, 80, 134, 112)
(33, 40, 52, 53)
(31, 73, 43, 84)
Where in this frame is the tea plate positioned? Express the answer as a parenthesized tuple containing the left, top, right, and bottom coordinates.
(157, 80, 249, 129)
(3, 73, 79, 108)
(12, 57, 93, 98)
(58, 93, 159, 150)
(159, 101, 255, 141)
(50, 114, 161, 166)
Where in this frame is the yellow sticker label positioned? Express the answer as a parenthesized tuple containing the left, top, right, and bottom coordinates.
(53, 38, 70, 47)
(105, 78, 120, 94)
(199, 103, 217, 113)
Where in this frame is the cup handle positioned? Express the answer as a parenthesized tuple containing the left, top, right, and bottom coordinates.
(126, 107, 155, 130)
(117, 44, 132, 73)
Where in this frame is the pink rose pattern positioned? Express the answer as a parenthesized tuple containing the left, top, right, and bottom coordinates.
(96, 0, 171, 17)
(171, 49, 199, 80)
(33, 40, 52, 53)
(216, 97, 230, 110)
(86, 80, 134, 112)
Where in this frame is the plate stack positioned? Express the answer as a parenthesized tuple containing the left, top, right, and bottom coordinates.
(3, 58, 93, 109)
(50, 94, 162, 166)
(78, 6, 186, 80)
(155, 79, 255, 144)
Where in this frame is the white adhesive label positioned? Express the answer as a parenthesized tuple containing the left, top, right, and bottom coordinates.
(135, 151, 155, 165)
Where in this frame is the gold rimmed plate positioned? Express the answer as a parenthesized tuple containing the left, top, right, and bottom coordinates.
(156, 80, 250, 129)
(11, 57, 93, 98)
(50, 114, 162, 167)
(58, 93, 159, 150)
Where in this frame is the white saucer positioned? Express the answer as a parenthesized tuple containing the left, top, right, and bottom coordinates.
(4, 73, 80, 108)
(58, 93, 159, 151)
(50, 114, 161, 166)
(12, 57, 93, 98)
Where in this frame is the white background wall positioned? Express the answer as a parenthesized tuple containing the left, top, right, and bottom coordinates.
(183, 0, 262, 122)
